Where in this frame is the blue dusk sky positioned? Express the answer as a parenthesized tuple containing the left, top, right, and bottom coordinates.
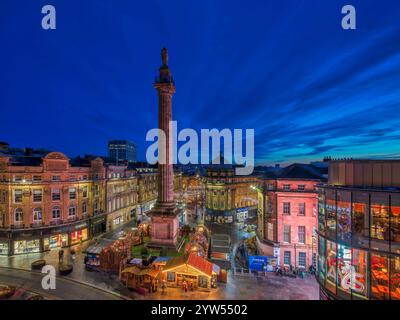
(0, 0, 400, 165)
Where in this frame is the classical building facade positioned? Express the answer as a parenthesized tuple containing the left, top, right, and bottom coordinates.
(257, 164, 325, 269)
(0, 151, 106, 255)
(105, 165, 139, 231)
(205, 166, 258, 223)
(317, 160, 400, 300)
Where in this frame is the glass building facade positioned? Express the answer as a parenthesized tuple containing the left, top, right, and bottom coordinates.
(317, 187, 400, 300)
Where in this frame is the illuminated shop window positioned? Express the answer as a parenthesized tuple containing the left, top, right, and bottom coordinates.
(371, 253, 389, 300)
(325, 240, 337, 294)
(337, 191, 351, 245)
(391, 194, 400, 254)
(318, 236, 326, 283)
(337, 244, 352, 298)
(0, 242, 9, 255)
(352, 192, 369, 248)
(352, 249, 368, 299)
(325, 190, 337, 240)
(13, 239, 40, 254)
(371, 194, 390, 252)
(318, 193, 326, 235)
(390, 256, 400, 300)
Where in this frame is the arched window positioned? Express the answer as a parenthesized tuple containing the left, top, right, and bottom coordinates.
(68, 206, 76, 217)
(33, 208, 42, 222)
(15, 208, 23, 222)
(52, 206, 61, 219)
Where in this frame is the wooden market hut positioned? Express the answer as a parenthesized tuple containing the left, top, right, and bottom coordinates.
(120, 265, 160, 294)
(161, 252, 217, 291)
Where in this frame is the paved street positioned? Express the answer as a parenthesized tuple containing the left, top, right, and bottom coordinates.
(0, 214, 319, 300)
(135, 272, 319, 300)
(0, 221, 138, 299)
(0, 267, 123, 300)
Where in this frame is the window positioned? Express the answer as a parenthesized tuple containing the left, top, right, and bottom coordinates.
(32, 175, 42, 182)
(52, 189, 60, 201)
(337, 191, 351, 245)
(390, 256, 400, 300)
(267, 184, 274, 190)
(298, 202, 306, 216)
(0, 191, 5, 203)
(82, 202, 87, 215)
(33, 189, 42, 202)
(13, 176, 23, 182)
(82, 175, 88, 181)
(284, 251, 291, 265)
(298, 185, 305, 191)
(318, 236, 326, 282)
(167, 272, 175, 282)
(352, 249, 368, 298)
(14, 189, 23, 203)
(283, 202, 291, 215)
(93, 185, 99, 197)
(52, 175, 61, 181)
(371, 193, 390, 247)
(94, 201, 99, 214)
(283, 184, 291, 191)
(82, 186, 88, 198)
(33, 208, 42, 222)
(371, 253, 389, 300)
(283, 225, 291, 243)
(352, 192, 369, 248)
(198, 275, 208, 288)
(326, 189, 337, 240)
(69, 188, 76, 200)
(15, 208, 23, 222)
(68, 206, 76, 217)
(326, 240, 337, 294)
(69, 175, 76, 181)
(298, 252, 306, 268)
(52, 207, 61, 219)
(298, 226, 306, 244)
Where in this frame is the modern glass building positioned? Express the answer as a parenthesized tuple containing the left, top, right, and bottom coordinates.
(108, 140, 136, 164)
(317, 160, 400, 300)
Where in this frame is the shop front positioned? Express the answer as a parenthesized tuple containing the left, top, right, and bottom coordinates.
(70, 222, 88, 245)
(0, 241, 9, 255)
(43, 233, 68, 251)
(13, 239, 41, 254)
(205, 209, 235, 224)
(0, 231, 10, 255)
(90, 215, 107, 236)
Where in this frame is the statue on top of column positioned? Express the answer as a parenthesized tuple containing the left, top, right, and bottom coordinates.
(161, 47, 168, 66)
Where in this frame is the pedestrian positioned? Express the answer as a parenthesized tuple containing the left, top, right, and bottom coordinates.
(58, 249, 64, 263)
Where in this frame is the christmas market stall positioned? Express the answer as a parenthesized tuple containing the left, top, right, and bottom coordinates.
(161, 252, 218, 291)
(120, 265, 160, 294)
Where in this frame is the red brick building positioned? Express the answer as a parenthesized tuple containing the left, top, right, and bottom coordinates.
(0, 150, 107, 255)
(256, 164, 326, 269)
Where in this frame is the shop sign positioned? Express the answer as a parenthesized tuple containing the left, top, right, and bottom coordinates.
(72, 222, 87, 231)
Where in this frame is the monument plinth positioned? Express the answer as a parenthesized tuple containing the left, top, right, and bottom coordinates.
(147, 48, 180, 250)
